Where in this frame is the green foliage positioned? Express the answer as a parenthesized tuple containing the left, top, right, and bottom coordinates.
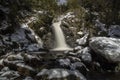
(30, 12, 54, 38)
(67, 0, 81, 9)
(82, 0, 120, 25)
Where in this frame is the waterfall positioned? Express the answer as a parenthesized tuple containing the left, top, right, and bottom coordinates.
(51, 21, 72, 51)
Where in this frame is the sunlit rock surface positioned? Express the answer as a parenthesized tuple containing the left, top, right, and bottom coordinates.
(36, 68, 86, 80)
(76, 33, 89, 46)
(77, 47, 92, 63)
(89, 37, 120, 63)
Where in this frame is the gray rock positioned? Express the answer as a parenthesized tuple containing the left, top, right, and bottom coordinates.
(23, 76, 34, 80)
(16, 63, 36, 76)
(95, 19, 106, 32)
(0, 20, 9, 31)
(58, 58, 71, 67)
(68, 56, 81, 62)
(3, 53, 37, 76)
(76, 33, 89, 46)
(10, 27, 29, 43)
(68, 52, 77, 56)
(1, 67, 10, 72)
(9, 23, 43, 52)
(26, 44, 41, 52)
(77, 47, 92, 62)
(74, 46, 82, 51)
(89, 37, 120, 63)
(0, 40, 3, 46)
(36, 68, 86, 80)
(70, 62, 88, 74)
(1, 71, 20, 78)
(108, 25, 120, 38)
(0, 5, 10, 14)
(0, 67, 20, 80)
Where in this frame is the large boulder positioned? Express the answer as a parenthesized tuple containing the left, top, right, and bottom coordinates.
(36, 68, 86, 80)
(89, 37, 120, 63)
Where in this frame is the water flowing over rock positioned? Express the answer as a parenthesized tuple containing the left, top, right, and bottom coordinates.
(89, 37, 120, 63)
(36, 68, 86, 80)
(51, 19, 72, 51)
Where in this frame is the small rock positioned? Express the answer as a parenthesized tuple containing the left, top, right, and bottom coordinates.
(68, 56, 81, 63)
(76, 33, 89, 46)
(58, 58, 71, 67)
(70, 62, 88, 75)
(74, 46, 82, 52)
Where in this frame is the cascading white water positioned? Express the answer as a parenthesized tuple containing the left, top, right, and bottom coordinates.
(51, 21, 73, 51)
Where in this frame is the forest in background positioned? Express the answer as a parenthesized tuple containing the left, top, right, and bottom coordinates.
(0, 0, 120, 80)
(1, 0, 120, 38)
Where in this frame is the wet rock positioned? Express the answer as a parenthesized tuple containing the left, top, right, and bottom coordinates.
(90, 62, 102, 71)
(23, 53, 41, 67)
(0, 67, 20, 80)
(0, 59, 4, 69)
(89, 37, 120, 63)
(0, 5, 10, 14)
(23, 76, 34, 80)
(68, 56, 81, 63)
(0, 39, 3, 46)
(7, 53, 24, 61)
(76, 33, 89, 46)
(10, 27, 29, 44)
(77, 47, 92, 63)
(74, 46, 82, 51)
(23, 54, 40, 61)
(3, 53, 37, 76)
(26, 44, 41, 52)
(36, 68, 86, 80)
(0, 20, 9, 31)
(17, 63, 37, 76)
(57, 58, 71, 68)
(1, 71, 20, 79)
(0, 6, 10, 33)
(70, 62, 88, 75)
(108, 25, 120, 38)
(68, 52, 77, 56)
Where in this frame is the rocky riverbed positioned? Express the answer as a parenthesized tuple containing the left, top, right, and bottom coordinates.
(0, 2, 120, 79)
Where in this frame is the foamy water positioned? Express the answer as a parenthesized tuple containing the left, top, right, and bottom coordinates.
(51, 21, 72, 51)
